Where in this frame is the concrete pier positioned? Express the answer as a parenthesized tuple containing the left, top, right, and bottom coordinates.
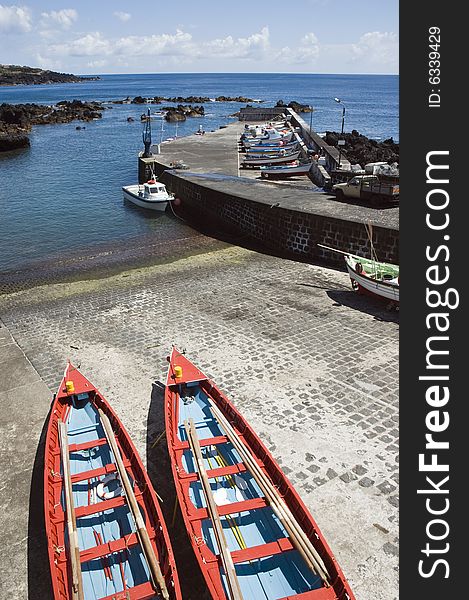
(139, 120, 399, 265)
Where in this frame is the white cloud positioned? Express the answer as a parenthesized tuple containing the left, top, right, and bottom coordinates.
(33, 26, 398, 74)
(41, 27, 272, 67)
(46, 29, 194, 59)
(351, 31, 398, 68)
(204, 27, 270, 59)
(114, 11, 131, 22)
(0, 4, 32, 33)
(277, 32, 319, 64)
(40, 8, 77, 30)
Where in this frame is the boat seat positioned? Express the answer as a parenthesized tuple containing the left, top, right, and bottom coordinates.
(67, 424, 99, 437)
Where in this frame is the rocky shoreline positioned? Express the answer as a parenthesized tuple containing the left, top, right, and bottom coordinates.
(0, 64, 99, 86)
(112, 95, 260, 105)
(324, 129, 399, 167)
(0, 100, 104, 152)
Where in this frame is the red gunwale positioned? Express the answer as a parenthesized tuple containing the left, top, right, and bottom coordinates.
(164, 348, 355, 600)
(44, 362, 182, 600)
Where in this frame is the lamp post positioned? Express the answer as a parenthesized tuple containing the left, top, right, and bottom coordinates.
(334, 97, 346, 169)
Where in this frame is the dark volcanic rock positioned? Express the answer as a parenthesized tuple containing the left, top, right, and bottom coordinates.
(166, 96, 210, 103)
(0, 100, 104, 152)
(0, 127, 30, 151)
(276, 99, 312, 112)
(324, 129, 399, 167)
(165, 109, 186, 122)
(164, 104, 204, 121)
(0, 64, 99, 86)
(215, 96, 255, 103)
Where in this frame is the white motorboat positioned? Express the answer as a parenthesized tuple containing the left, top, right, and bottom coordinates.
(122, 178, 174, 211)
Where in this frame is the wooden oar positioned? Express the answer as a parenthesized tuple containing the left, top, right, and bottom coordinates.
(58, 421, 84, 600)
(184, 418, 244, 600)
(98, 409, 169, 600)
(207, 400, 331, 585)
(317, 243, 351, 256)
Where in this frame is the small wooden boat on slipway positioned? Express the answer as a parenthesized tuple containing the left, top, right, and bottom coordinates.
(165, 348, 355, 600)
(319, 244, 399, 304)
(45, 363, 181, 600)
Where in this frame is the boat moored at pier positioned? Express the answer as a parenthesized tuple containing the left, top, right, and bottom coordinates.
(123, 179, 174, 211)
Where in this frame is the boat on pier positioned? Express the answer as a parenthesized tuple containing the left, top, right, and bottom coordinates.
(241, 150, 301, 168)
(164, 347, 355, 600)
(45, 363, 181, 600)
(260, 161, 313, 179)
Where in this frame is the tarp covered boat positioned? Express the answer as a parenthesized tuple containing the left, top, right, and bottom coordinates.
(165, 348, 355, 600)
(45, 363, 181, 600)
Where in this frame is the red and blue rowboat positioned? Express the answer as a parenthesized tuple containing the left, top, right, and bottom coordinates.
(165, 348, 355, 600)
(45, 363, 181, 600)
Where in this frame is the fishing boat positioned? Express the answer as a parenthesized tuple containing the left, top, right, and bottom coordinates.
(122, 179, 174, 211)
(165, 348, 355, 600)
(246, 142, 298, 154)
(241, 150, 301, 168)
(318, 244, 399, 304)
(260, 161, 312, 179)
(242, 132, 293, 148)
(45, 363, 181, 600)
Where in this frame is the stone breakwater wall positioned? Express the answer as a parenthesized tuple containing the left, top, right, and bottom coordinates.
(159, 171, 399, 266)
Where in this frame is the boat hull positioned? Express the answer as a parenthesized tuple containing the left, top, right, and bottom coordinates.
(345, 256, 399, 302)
(45, 364, 181, 600)
(123, 186, 169, 211)
(261, 163, 312, 178)
(164, 348, 355, 600)
(241, 150, 301, 167)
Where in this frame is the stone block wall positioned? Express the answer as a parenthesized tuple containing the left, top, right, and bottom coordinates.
(161, 172, 399, 266)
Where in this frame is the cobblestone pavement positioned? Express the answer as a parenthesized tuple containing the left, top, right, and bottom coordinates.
(0, 246, 398, 600)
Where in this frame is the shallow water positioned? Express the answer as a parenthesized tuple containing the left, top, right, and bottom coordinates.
(0, 73, 398, 272)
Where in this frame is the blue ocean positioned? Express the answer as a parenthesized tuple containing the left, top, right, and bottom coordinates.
(0, 73, 398, 272)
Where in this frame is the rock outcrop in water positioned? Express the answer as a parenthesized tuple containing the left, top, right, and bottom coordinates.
(276, 99, 312, 112)
(119, 95, 258, 105)
(164, 105, 205, 122)
(324, 129, 399, 167)
(0, 100, 104, 152)
(0, 64, 99, 86)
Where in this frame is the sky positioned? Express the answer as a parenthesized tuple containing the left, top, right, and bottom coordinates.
(0, 1, 399, 75)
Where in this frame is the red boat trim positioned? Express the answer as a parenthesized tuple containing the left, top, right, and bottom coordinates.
(68, 437, 108, 453)
(183, 462, 247, 483)
(231, 537, 293, 563)
(70, 461, 128, 483)
(188, 496, 268, 521)
(75, 495, 128, 518)
(98, 581, 156, 600)
(79, 532, 139, 563)
(178, 434, 229, 450)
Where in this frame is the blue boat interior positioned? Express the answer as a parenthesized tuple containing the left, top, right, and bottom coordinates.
(176, 382, 323, 599)
(63, 393, 157, 599)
